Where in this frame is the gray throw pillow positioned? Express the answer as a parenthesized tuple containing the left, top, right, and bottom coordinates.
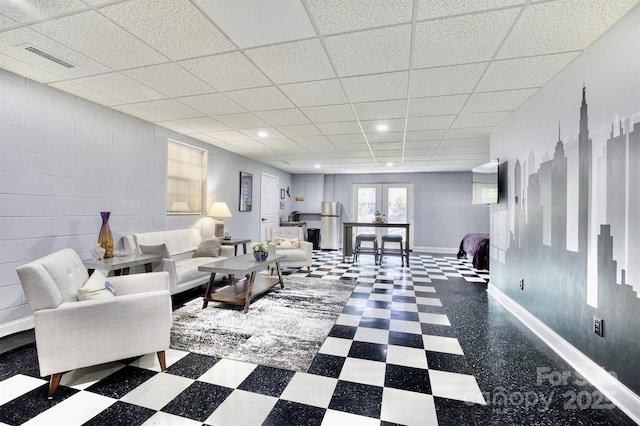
(194, 238, 222, 257)
(139, 243, 171, 259)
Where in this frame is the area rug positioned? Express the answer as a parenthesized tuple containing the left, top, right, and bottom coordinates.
(170, 276, 356, 372)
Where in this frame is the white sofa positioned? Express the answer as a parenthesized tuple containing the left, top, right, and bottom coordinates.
(123, 228, 234, 296)
(266, 226, 313, 274)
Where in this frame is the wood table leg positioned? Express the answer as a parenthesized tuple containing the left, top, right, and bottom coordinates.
(202, 272, 217, 309)
(275, 262, 284, 288)
(114, 269, 122, 276)
(121, 267, 130, 275)
(243, 272, 257, 314)
(144, 263, 153, 273)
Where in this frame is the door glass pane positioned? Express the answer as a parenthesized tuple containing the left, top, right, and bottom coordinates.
(357, 187, 376, 234)
(386, 187, 407, 238)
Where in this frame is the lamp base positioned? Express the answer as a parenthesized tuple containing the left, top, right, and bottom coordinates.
(214, 220, 224, 238)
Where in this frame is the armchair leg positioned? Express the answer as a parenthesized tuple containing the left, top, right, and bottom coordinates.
(48, 373, 63, 399)
(157, 351, 167, 371)
(306, 266, 311, 274)
(270, 267, 274, 276)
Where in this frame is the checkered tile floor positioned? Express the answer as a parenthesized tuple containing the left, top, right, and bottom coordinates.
(1, 251, 631, 425)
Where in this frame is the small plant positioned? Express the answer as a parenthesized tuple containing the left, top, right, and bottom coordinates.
(250, 241, 271, 253)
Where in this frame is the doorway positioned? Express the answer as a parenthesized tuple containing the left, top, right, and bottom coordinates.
(260, 173, 280, 240)
(351, 183, 414, 244)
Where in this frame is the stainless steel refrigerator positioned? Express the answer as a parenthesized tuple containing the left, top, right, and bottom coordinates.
(320, 202, 341, 250)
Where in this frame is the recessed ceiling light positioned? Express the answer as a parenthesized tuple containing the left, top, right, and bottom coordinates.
(387, 162, 393, 167)
(257, 131, 269, 138)
(314, 164, 321, 169)
(376, 124, 389, 132)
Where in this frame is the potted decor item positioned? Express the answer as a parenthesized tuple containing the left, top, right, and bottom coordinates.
(250, 241, 270, 261)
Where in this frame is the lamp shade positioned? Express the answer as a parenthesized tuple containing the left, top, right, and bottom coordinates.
(207, 202, 232, 218)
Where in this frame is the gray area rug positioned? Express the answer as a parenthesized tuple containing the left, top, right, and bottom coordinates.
(170, 276, 356, 372)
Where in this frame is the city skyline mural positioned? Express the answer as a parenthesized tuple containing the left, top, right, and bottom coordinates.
(492, 87, 640, 394)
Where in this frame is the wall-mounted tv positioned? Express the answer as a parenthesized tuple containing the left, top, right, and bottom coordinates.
(472, 160, 499, 204)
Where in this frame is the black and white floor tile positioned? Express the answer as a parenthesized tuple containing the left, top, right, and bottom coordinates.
(0, 251, 635, 425)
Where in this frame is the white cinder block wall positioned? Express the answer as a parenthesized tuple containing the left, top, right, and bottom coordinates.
(0, 70, 168, 331)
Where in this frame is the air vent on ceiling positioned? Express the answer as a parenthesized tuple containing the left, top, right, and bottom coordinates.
(24, 46, 75, 69)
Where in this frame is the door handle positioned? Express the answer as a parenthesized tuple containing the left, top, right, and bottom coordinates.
(261, 218, 267, 222)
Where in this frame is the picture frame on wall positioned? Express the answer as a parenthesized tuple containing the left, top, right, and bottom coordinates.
(239, 172, 252, 212)
(280, 189, 285, 200)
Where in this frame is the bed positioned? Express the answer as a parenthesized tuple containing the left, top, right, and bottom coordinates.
(456, 233, 490, 270)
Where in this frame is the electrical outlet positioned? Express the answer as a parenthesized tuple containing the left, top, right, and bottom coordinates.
(519, 278, 524, 290)
(593, 316, 604, 337)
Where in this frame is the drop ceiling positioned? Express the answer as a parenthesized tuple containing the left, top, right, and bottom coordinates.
(0, 0, 637, 174)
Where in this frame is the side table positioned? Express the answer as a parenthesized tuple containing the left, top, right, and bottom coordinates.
(82, 253, 162, 276)
(221, 238, 251, 256)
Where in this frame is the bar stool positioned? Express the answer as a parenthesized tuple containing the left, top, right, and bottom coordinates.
(354, 233, 378, 264)
(379, 234, 405, 266)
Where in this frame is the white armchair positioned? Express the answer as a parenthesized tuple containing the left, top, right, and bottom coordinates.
(16, 248, 172, 398)
(266, 226, 313, 274)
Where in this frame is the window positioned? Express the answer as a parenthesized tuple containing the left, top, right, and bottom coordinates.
(167, 140, 207, 214)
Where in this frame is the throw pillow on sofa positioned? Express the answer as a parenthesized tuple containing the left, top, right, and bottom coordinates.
(274, 237, 299, 250)
(194, 238, 222, 257)
(139, 243, 171, 259)
(77, 270, 115, 301)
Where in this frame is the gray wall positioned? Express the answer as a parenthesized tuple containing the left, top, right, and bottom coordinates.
(0, 69, 292, 334)
(490, 6, 640, 395)
(324, 172, 490, 251)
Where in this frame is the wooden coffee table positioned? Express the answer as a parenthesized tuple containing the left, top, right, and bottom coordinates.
(199, 253, 287, 313)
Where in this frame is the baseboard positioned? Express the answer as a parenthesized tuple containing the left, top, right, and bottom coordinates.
(487, 284, 640, 424)
(0, 316, 34, 339)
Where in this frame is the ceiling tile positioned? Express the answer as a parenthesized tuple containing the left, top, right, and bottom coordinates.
(225, 86, 294, 111)
(123, 63, 215, 97)
(410, 63, 486, 97)
(435, 146, 472, 155)
(255, 109, 310, 126)
(289, 135, 331, 144)
(498, 0, 639, 59)
(100, 0, 234, 60)
(178, 93, 246, 116)
(409, 95, 468, 116)
(276, 124, 321, 138)
(50, 79, 124, 106)
(279, 79, 347, 107)
(307, 0, 412, 35)
(179, 52, 271, 92)
(324, 25, 411, 77)
(405, 140, 441, 149)
(0, 15, 16, 29)
(0, 0, 87, 22)
(205, 130, 253, 142)
(301, 104, 355, 122)
(213, 113, 268, 128)
(238, 128, 285, 140)
(173, 117, 229, 133)
(124, 98, 202, 121)
(361, 118, 405, 133)
(31, 11, 167, 69)
(452, 111, 511, 128)
(406, 130, 447, 141)
(407, 116, 456, 131)
(416, 0, 523, 20)
(366, 132, 404, 143)
(67, 72, 166, 104)
(316, 121, 362, 135)
(354, 100, 407, 120)
(342, 72, 408, 103)
(476, 53, 580, 92)
(246, 38, 335, 84)
(440, 138, 483, 147)
(414, 9, 519, 68)
(156, 120, 195, 134)
(263, 138, 307, 152)
(328, 134, 366, 144)
(112, 103, 163, 122)
(195, 0, 315, 48)
(0, 28, 110, 81)
(445, 127, 493, 139)
(463, 88, 537, 113)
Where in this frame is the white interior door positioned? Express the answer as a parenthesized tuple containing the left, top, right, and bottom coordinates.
(260, 173, 280, 240)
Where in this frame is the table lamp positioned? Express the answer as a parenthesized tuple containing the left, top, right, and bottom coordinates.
(208, 202, 232, 238)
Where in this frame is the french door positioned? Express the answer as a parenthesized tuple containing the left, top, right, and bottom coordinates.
(351, 183, 414, 243)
